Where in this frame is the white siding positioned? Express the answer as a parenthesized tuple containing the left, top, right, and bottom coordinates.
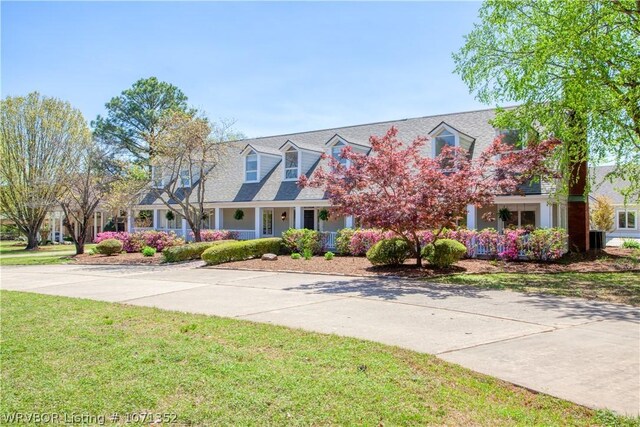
(301, 151, 321, 175)
(260, 155, 280, 180)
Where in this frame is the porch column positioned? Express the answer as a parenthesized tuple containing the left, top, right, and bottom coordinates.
(181, 218, 188, 240)
(345, 215, 354, 229)
(93, 212, 98, 239)
(466, 205, 477, 230)
(59, 215, 64, 242)
(254, 207, 261, 239)
(50, 214, 56, 241)
(540, 201, 553, 228)
(100, 212, 104, 230)
(214, 207, 221, 230)
(127, 209, 134, 233)
(153, 209, 159, 230)
(294, 206, 302, 229)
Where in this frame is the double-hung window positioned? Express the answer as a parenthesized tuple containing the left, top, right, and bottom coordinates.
(618, 209, 637, 229)
(284, 148, 299, 180)
(434, 130, 456, 156)
(180, 170, 191, 187)
(245, 151, 258, 182)
(331, 142, 348, 167)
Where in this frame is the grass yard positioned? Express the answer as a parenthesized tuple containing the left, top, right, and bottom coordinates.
(430, 272, 640, 306)
(0, 240, 95, 265)
(1, 291, 636, 426)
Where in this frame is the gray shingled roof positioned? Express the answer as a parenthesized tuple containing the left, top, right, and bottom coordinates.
(142, 108, 500, 206)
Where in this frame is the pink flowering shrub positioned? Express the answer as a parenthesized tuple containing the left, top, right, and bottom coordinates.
(336, 227, 567, 261)
(347, 229, 396, 256)
(94, 231, 184, 253)
(192, 230, 239, 242)
(498, 229, 527, 261)
(525, 228, 567, 261)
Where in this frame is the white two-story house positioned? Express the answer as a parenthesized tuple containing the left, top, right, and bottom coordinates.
(126, 108, 569, 248)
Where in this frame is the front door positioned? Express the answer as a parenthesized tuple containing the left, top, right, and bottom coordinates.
(303, 209, 315, 230)
(262, 209, 273, 236)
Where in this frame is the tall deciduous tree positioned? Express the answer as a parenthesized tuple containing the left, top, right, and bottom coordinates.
(453, 0, 640, 198)
(59, 142, 112, 255)
(150, 111, 244, 242)
(0, 93, 90, 249)
(103, 164, 149, 230)
(299, 127, 558, 267)
(92, 77, 191, 163)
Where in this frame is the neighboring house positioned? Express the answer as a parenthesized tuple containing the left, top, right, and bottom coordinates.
(592, 165, 640, 246)
(128, 108, 570, 248)
(43, 209, 111, 243)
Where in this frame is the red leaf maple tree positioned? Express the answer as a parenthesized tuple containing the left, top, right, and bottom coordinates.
(299, 126, 559, 266)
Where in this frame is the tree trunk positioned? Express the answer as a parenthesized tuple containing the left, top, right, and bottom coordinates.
(25, 230, 39, 250)
(74, 233, 85, 255)
(415, 241, 422, 267)
(193, 227, 202, 242)
(566, 109, 590, 252)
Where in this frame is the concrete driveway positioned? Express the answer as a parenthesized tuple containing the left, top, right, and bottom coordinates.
(1, 263, 638, 415)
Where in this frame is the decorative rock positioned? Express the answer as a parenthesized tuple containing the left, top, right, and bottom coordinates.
(261, 253, 278, 261)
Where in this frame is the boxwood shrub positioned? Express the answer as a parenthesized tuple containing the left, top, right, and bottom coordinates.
(163, 240, 235, 263)
(201, 238, 283, 265)
(366, 238, 410, 266)
(95, 238, 123, 256)
(422, 238, 466, 268)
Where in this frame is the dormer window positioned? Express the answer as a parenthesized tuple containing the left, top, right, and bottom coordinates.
(429, 122, 475, 158)
(284, 147, 299, 180)
(331, 141, 348, 167)
(245, 150, 258, 182)
(498, 129, 521, 148)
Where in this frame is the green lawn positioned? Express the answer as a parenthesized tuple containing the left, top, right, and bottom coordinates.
(1, 291, 635, 426)
(0, 240, 95, 265)
(429, 272, 640, 306)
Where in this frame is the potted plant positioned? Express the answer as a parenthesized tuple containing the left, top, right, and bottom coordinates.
(318, 208, 330, 221)
(498, 207, 512, 222)
(165, 211, 175, 221)
(234, 209, 244, 221)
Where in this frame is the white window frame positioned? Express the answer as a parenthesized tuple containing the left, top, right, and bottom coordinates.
(151, 166, 165, 188)
(330, 141, 349, 167)
(262, 208, 274, 236)
(244, 150, 259, 183)
(430, 124, 470, 158)
(616, 209, 637, 230)
(283, 148, 300, 181)
(179, 169, 191, 188)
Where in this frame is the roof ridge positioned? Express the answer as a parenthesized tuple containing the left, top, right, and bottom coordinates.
(234, 105, 517, 143)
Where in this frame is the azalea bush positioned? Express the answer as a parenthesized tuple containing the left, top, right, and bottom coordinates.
(192, 229, 239, 242)
(281, 228, 328, 254)
(526, 228, 568, 261)
(95, 230, 184, 253)
(335, 227, 568, 262)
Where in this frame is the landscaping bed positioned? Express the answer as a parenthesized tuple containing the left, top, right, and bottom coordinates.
(73, 252, 164, 265)
(214, 247, 640, 277)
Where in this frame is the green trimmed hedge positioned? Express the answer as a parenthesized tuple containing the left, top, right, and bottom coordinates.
(422, 238, 466, 268)
(163, 240, 235, 263)
(95, 238, 123, 256)
(366, 238, 410, 266)
(201, 238, 283, 265)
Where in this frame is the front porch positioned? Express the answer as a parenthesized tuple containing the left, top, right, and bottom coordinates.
(129, 205, 354, 249)
(466, 197, 567, 231)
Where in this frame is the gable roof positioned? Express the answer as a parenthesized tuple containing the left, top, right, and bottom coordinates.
(140, 107, 502, 206)
(240, 143, 281, 157)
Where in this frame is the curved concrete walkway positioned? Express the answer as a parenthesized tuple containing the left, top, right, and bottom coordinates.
(1, 263, 638, 415)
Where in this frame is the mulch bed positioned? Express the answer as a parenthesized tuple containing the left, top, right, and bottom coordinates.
(72, 252, 164, 265)
(70, 247, 639, 277)
(213, 247, 640, 278)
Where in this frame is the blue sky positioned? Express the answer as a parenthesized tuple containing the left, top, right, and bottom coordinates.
(2, 1, 487, 138)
